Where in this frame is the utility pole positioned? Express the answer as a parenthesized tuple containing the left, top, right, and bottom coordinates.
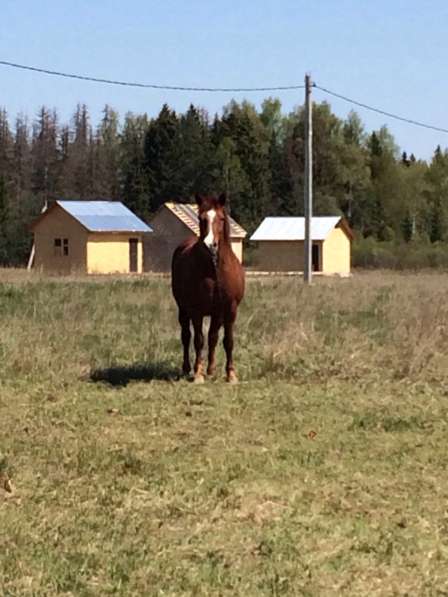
(304, 73, 313, 284)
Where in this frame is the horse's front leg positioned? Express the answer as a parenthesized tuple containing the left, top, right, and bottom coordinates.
(223, 303, 238, 384)
(192, 315, 205, 383)
(207, 315, 222, 377)
(178, 310, 191, 376)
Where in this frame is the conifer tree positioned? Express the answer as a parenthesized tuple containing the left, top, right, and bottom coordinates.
(31, 107, 59, 203)
(176, 104, 214, 197)
(219, 100, 271, 229)
(424, 146, 448, 242)
(144, 104, 180, 211)
(13, 114, 32, 200)
(65, 104, 92, 198)
(120, 112, 150, 217)
(0, 175, 10, 263)
(93, 105, 121, 199)
(0, 108, 13, 179)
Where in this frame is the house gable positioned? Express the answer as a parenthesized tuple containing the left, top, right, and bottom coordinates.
(322, 226, 351, 274)
(33, 204, 88, 273)
(335, 218, 354, 241)
(150, 205, 196, 238)
(156, 202, 246, 240)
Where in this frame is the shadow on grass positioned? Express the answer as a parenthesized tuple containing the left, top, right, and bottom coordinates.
(89, 361, 180, 387)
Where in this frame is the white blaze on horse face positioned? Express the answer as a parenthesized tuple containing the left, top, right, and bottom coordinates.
(204, 209, 217, 249)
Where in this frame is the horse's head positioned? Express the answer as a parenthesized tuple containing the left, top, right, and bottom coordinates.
(196, 193, 229, 257)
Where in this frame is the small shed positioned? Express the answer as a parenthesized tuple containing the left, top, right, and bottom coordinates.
(250, 216, 353, 274)
(30, 200, 152, 274)
(144, 202, 246, 272)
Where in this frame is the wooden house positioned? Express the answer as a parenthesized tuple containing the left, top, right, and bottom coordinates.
(30, 200, 152, 274)
(144, 202, 246, 272)
(250, 216, 353, 274)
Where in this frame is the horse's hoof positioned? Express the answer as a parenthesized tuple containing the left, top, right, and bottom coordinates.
(226, 372, 238, 384)
(193, 374, 205, 384)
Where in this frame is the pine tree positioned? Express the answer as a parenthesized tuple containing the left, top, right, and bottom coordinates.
(144, 104, 180, 212)
(260, 98, 293, 215)
(13, 114, 32, 200)
(31, 107, 59, 202)
(424, 146, 448, 242)
(211, 135, 250, 217)
(64, 104, 92, 198)
(93, 105, 121, 199)
(120, 112, 150, 217)
(176, 104, 214, 197)
(219, 100, 271, 229)
(429, 200, 445, 242)
(0, 175, 10, 263)
(0, 108, 13, 179)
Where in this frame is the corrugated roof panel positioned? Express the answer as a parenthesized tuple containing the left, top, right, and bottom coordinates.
(172, 203, 200, 234)
(165, 202, 246, 238)
(57, 200, 152, 232)
(250, 217, 342, 241)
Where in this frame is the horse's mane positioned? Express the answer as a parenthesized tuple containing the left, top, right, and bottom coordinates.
(222, 208, 231, 244)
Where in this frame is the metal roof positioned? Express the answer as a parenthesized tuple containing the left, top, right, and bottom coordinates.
(57, 200, 152, 233)
(250, 217, 343, 241)
(164, 202, 247, 239)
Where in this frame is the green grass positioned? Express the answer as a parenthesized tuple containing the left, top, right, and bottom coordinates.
(2, 270, 448, 595)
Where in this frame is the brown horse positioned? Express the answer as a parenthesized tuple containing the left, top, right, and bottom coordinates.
(171, 193, 245, 383)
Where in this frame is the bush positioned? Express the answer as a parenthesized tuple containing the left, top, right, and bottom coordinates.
(353, 237, 448, 270)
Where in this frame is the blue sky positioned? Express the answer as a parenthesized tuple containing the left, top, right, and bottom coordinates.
(1, 0, 447, 159)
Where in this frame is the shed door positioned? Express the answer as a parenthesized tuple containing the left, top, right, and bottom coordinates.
(129, 238, 138, 273)
(312, 243, 321, 272)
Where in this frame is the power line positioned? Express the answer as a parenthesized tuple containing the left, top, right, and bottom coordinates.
(0, 59, 305, 93)
(2, 58, 448, 134)
(314, 83, 448, 134)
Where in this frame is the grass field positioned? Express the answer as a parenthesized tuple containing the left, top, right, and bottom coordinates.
(1, 270, 448, 596)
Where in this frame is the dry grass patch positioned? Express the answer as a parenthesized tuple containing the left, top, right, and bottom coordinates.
(1, 270, 448, 595)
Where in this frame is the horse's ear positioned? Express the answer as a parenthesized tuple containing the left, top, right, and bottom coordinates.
(195, 193, 204, 207)
(218, 192, 227, 207)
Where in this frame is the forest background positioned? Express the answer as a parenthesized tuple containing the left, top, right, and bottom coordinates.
(1, 98, 447, 268)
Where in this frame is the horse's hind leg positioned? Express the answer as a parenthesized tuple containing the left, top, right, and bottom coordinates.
(179, 310, 191, 376)
(192, 315, 205, 383)
(207, 315, 222, 377)
(223, 303, 238, 384)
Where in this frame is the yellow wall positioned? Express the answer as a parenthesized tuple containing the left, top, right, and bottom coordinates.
(87, 233, 143, 274)
(322, 226, 351, 274)
(33, 206, 87, 273)
(145, 206, 243, 271)
(231, 240, 243, 263)
(254, 231, 350, 274)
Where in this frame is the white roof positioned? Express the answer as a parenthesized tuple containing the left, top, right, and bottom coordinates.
(250, 217, 343, 241)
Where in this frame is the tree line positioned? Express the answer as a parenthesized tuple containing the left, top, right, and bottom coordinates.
(0, 98, 447, 266)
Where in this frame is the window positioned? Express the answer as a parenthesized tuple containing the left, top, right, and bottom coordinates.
(54, 238, 69, 257)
